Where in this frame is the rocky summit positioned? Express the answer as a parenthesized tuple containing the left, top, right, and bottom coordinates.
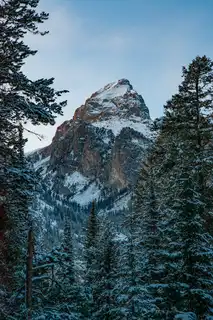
(28, 79, 155, 249)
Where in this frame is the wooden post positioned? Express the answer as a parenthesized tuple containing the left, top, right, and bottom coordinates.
(26, 227, 33, 320)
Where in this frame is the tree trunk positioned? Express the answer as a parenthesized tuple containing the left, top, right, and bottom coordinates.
(26, 227, 33, 320)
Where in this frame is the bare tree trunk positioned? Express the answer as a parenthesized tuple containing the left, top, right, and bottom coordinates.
(26, 227, 33, 320)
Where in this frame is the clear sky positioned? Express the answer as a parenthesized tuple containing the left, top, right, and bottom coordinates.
(24, 0, 213, 151)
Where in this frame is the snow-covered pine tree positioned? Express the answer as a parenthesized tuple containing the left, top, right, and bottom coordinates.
(92, 220, 118, 320)
(62, 212, 75, 285)
(57, 212, 86, 319)
(84, 201, 100, 317)
(85, 201, 99, 283)
(0, 0, 68, 316)
(113, 197, 147, 320)
(133, 153, 176, 320)
(0, 123, 37, 318)
(6, 124, 32, 280)
(159, 56, 213, 319)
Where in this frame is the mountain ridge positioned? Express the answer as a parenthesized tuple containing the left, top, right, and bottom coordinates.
(28, 79, 156, 249)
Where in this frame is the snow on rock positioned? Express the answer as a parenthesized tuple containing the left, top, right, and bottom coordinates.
(29, 78, 155, 250)
(64, 171, 89, 192)
(37, 199, 54, 212)
(113, 193, 132, 212)
(92, 116, 154, 139)
(71, 182, 101, 206)
(94, 81, 130, 101)
(33, 156, 50, 170)
(73, 78, 150, 122)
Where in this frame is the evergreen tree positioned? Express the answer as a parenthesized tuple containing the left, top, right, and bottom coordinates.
(134, 155, 173, 319)
(85, 201, 99, 283)
(114, 199, 147, 320)
(62, 212, 75, 285)
(154, 55, 213, 319)
(93, 221, 118, 320)
(58, 212, 86, 319)
(84, 201, 100, 317)
(0, 0, 68, 316)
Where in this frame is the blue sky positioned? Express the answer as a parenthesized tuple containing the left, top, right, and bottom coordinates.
(24, 0, 213, 151)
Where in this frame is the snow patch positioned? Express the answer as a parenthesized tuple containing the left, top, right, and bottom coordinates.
(33, 156, 50, 170)
(64, 171, 89, 192)
(113, 233, 128, 242)
(94, 82, 129, 101)
(132, 138, 139, 144)
(92, 117, 153, 139)
(51, 220, 57, 228)
(71, 182, 101, 206)
(103, 137, 111, 144)
(37, 199, 54, 212)
(113, 193, 132, 212)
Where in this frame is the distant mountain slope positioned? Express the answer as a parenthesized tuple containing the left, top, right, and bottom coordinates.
(28, 79, 156, 249)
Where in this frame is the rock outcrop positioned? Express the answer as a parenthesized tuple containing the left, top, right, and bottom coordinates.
(28, 79, 155, 249)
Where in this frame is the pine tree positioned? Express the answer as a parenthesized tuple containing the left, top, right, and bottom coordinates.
(84, 201, 100, 317)
(59, 212, 86, 319)
(134, 155, 174, 319)
(0, 0, 68, 315)
(62, 212, 75, 286)
(155, 56, 213, 319)
(114, 198, 147, 320)
(93, 221, 118, 320)
(0, 124, 39, 318)
(85, 201, 99, 283)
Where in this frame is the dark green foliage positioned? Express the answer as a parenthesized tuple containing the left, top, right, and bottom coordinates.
(92, 222, 118, 320)
(161, 56, 213, 318)
(135, 55, 213, 319)
(0, 0, 68, 126)
(0, 0, 68, 317)
(133, 157, 172, 320)
(85, 201, 99, 285)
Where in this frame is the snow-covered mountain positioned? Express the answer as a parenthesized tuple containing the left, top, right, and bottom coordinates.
(28, 79, 156, 249)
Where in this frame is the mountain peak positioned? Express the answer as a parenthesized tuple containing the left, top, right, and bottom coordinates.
(92, 78, 133, 101)
(73, 79, 150, 122)
(28, 78, 155, 249)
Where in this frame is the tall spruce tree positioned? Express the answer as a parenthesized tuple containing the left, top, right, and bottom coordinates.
(114, 199, 147, 320)
(134, 155, 173, 319)
(85, 201, 99, 283)
(85, 200, 100, 317)
(93, 221, 118, 320)
(157, 55, 213, 319)
(62, 212, 75, 286)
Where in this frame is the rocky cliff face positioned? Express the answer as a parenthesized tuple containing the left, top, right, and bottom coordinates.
(28, 79, 155, 249)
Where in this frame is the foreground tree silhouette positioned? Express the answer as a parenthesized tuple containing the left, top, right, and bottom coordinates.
(0, 0, 68, 317)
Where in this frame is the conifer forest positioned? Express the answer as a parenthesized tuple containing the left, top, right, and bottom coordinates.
(1, 1, 213, 319)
